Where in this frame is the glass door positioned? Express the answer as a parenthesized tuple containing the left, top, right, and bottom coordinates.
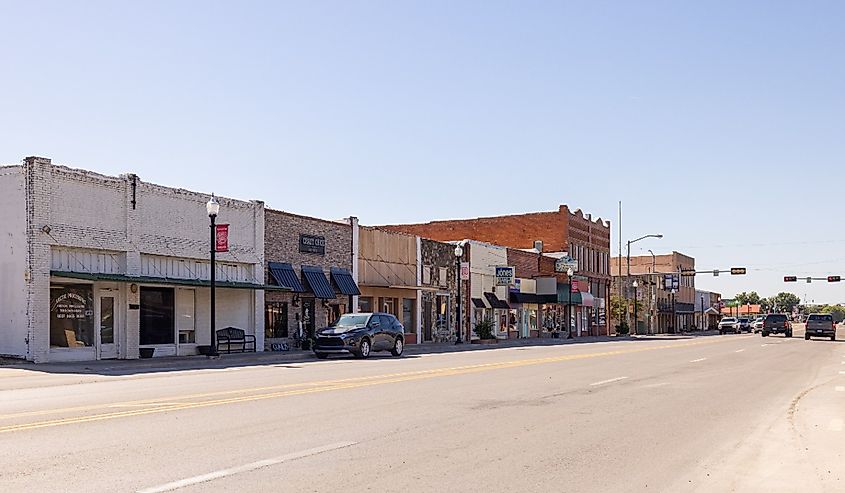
(97, 288, 119, 359)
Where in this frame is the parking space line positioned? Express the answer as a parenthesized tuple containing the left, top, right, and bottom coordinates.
(836, 386, 844, 392)
(137, 441, 357, 493)
(690, 358, 707, 363)
(735, 349, 746, 353)
(829, 419, 843, 432)
(590, 377, 628, 386)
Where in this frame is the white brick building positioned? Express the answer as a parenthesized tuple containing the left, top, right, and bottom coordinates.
(0, 157, 266, 363)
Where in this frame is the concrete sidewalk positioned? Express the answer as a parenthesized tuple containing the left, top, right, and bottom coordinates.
(0, 331, 722, 377)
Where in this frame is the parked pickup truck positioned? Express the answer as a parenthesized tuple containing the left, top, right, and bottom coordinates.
(760, 313, 792, 338)
(805, 313, 836, 341)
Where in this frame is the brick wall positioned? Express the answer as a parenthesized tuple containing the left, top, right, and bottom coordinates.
(381, 204, 611, 282)
(264, 209, 354, 346)
(22, 157, 265, 361)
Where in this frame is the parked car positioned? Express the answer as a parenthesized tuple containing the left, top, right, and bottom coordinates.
(805, 313, 836, 341)
(751, 316, 765, 333)
(738, 317, 752, 332)
(313, 312, 405, 359)
(718, 317, 740, 334)
(761, 313, 792, 338)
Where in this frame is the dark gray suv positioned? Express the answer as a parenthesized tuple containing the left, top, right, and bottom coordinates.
(313, 312, 405, 359)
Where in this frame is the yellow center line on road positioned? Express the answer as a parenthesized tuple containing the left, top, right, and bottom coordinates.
(0, 336, 735, 434)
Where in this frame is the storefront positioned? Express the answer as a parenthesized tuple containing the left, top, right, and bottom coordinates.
(358, 227, 421, 343)
(0, 158, 267, 363)
(264, 210, 359, 350)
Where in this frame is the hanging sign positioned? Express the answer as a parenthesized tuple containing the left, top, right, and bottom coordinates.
(460, 262, 470, 281)
(215, 224, 229, 252)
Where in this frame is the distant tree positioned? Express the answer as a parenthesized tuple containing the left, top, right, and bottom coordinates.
(818, 305, 845, 323)
(734, 291, 762, 306)
(770, 292, 801, 313)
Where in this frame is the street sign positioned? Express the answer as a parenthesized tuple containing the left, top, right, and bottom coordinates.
(828, 276, 841, 283)
(495, 266, 515, 286)
(460, 262, 470, 281)
(807, 277, 812, 283)
(784, 276, 797, 282)
(554, 256, 578, 273)
(713, 270, 720, 277)
(730, 267, 747, 275)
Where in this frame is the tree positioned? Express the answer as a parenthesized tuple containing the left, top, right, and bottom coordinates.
(818, 305, 845, 323)
(734, 291, 762, 306)
(770, 292, 800, 313)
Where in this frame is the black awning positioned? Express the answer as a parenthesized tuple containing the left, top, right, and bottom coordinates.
(302, 265, 336, 299)
(509, 292, 558, 305)
(268, 262, 305, 292)
(330, 267, 360, 296)
(484, 292, 510, 310)
(472, 298, 487, 309)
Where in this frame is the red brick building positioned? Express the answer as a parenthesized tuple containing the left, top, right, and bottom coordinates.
(382, 205, 612, 334)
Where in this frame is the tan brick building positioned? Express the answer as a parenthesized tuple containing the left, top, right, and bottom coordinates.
(611, 251, 696, 333)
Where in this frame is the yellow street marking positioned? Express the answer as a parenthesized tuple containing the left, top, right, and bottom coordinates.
(0, 337, 730, 434)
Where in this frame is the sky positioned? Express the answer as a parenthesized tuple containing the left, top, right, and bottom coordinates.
(1, 1, 844, 302)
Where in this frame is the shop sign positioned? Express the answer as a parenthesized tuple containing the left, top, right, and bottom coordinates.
(52, 292, 89, 319)
(299, 234, 326, 255)
(460, 262, 470, 281)
(215, 224, 229, 252)
(495, 266, 515, 286)
(555, 256, 579, 273)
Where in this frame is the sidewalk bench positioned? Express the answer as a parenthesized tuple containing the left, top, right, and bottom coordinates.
(216, 327, 256, 354)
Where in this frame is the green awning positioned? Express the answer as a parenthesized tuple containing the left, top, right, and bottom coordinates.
(556, 283, 583, 305)
(51, 271, 289, 291)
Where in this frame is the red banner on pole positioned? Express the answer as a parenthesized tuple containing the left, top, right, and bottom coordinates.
(215, 224, 229, 252)
(570, 280, 580, 293)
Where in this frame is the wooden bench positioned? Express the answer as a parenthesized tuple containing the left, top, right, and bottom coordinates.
(216, 327, 256, 354)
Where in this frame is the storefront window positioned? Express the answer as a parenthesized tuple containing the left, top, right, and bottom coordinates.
(265, 301, 288, 338)
(140, 287, 175, 345)
(436, 295, 449, 332)
(50, 284, 95, 348)
(359, 297, 373, 313)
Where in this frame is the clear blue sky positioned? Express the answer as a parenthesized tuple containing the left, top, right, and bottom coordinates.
(2, 1, 844, 302)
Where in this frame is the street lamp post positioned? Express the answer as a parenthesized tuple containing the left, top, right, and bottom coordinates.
(670, 288, 676, 334)
(567, 267, 574, 339)
(632, 280, 639, 334)
(625, 234, 662, 328)
(207, 195, 220, 357)
(454, 243, 464, 345)
(648, 249, 656, 335)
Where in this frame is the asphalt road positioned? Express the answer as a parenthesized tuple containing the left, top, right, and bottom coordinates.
(2, 327, 844, 493)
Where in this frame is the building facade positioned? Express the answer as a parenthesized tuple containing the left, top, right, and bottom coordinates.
(0, 157, 265, 362)
(381, 205, 612, 335)
(263, 209, 360, 350)
(357, 227, 421, 343)
(612, 251, 696, 333)
(419, 239, 459, 343)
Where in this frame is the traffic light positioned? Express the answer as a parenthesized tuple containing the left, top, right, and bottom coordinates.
(730, 267, 747, 275)
(784, 276, 797, 282)
(828, 276, 841, 283)
(681, 269, 696, 277)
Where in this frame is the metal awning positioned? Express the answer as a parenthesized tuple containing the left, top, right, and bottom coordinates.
(50, 271, 285, 290)
(472, 298, 487, 309)
(268, 262, 305, 292)
(330, 267, 360, 296)
(484, 292, 510, 310)
(301, 265, 336, 299)
(509, 292, 557, 305)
